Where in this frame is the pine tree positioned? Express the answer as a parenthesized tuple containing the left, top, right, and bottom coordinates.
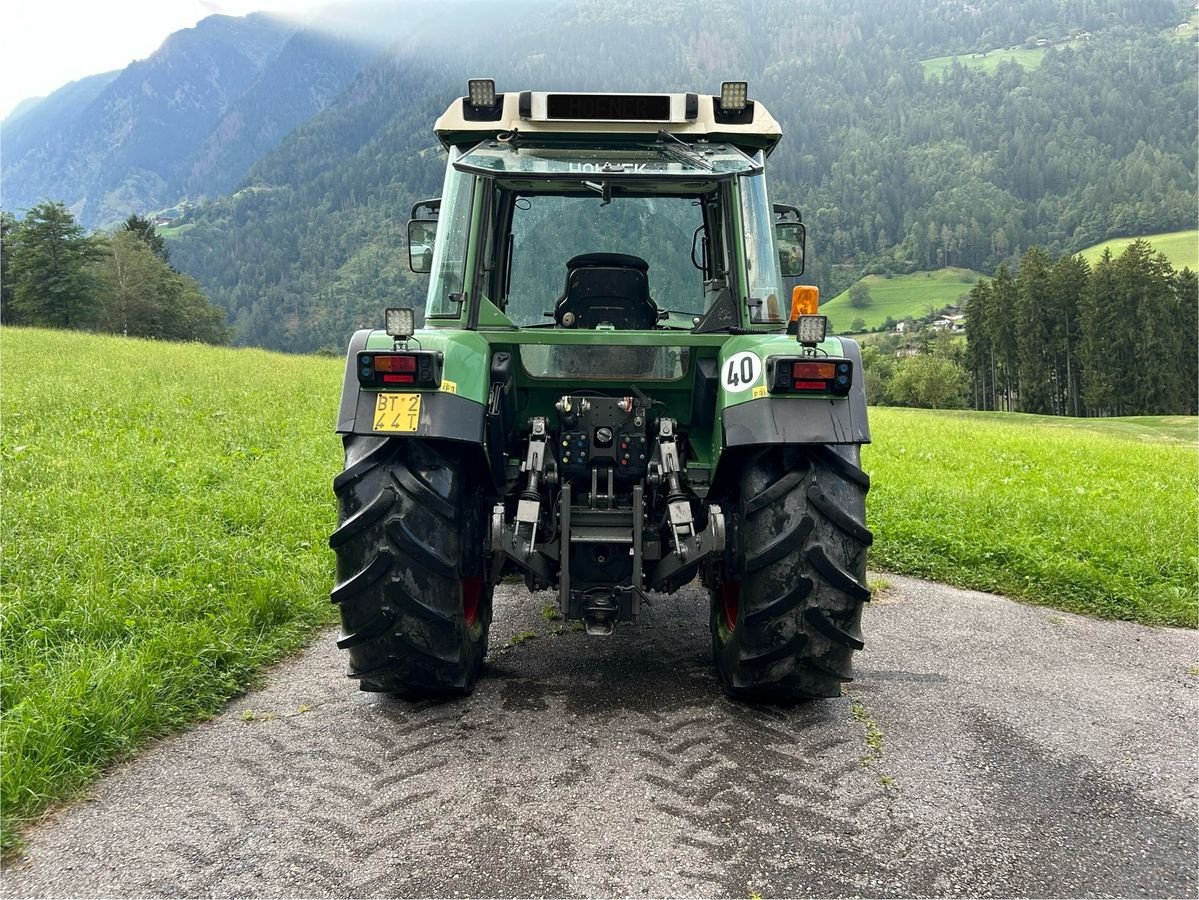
(122, 214, 171, 267)
(0, 211, 18, 324)
(989, 264, 1019, 411)
(1172, 268, 1199, 415)
(1046, 253, 1089, 416)
(1079, 249, 1123, 415)
(1015, 246, 1053, 414)
(965, 279, 993, 409)
(10, 202, 103, 329)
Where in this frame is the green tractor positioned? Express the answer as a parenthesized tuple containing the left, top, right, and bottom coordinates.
(330, 81, 872, 703)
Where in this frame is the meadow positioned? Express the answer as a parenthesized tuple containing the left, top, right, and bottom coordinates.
(920, 46, 1050, 77)
(863, 408, 1197, 628)
(2, 328, 1195, 849)
(1, 328, 343, 851)
(1078, 229, 1198, 271)
(821, 267, 982, 333)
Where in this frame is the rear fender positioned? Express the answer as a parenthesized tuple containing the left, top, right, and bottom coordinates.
(336, 328, 490, 444)
(708, 334, 870, 489)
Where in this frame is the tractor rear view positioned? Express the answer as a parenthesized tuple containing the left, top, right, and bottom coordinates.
(330, 81, 872, 702)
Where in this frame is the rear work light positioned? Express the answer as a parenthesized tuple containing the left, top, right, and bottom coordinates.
(766, 356, 853, 396)
(357, 351, 443, 388)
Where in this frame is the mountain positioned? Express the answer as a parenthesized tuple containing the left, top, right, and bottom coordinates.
(165, 0, 1193, 351)
(0, 13, 376, 227)
(3, 0, 1193, 353)
(1, 70, 121, 164)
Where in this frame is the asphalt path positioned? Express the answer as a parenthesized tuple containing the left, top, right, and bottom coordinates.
(3, 574, 1196, 899)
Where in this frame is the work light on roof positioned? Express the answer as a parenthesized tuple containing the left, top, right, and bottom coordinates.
(467, 78, 497, 108)
(719, 81, 748, 112)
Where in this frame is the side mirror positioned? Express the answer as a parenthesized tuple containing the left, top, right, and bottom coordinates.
(773, 203, 801, 223)
(410, 198, 441, 220)
(776, 221, 806, 277)
(407, 219, 437, 274)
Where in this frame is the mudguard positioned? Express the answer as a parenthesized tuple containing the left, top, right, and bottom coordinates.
(335, 328, 490, 443)
(718, 336, 870, 446)
(708, 335, 870, 486)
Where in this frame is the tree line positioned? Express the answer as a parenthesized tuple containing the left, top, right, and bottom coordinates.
(966, 242, 1197, 416)
(1, 203, 228, 344)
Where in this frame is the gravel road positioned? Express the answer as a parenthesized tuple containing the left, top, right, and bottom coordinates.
(3, 574, 1196, 899)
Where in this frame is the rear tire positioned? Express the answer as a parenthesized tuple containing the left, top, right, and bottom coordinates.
(330, 436, 492, 697)
(711, 445, 871, 702)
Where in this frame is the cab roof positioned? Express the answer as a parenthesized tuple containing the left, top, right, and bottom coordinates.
(433, 89, 782, 157)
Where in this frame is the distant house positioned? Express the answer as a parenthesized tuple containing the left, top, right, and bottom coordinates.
(931, 314, 967, 332)
(895, 321, 907, 333)
(152, 216, 173, 227)
(1176, 22, 1192, 31)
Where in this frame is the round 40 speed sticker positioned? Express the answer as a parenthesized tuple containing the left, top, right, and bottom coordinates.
(722, 351, 761, 392)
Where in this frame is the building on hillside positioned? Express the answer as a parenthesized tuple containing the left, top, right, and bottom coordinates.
(931, 314, 967, 332)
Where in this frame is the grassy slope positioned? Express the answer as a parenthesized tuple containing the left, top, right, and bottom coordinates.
(0, 328, 343, 849)
(821, 267, 983, 333)
(1078, 229, 1198, 271)
(921, 46, 1049, 77)
(864, 408, 1198, 627)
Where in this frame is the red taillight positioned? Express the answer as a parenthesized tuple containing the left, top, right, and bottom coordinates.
(767, 356, 854, 396)
(792, 361, 836, 380)
(374, 355, 417, 373)
(356, 350, 443, 389)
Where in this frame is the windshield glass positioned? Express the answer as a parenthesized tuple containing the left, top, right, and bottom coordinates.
(505, 194, 704, 327)
(456, 140, 760, 178)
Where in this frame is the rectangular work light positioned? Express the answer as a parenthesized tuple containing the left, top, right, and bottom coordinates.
(467, 78, 497, 108)
(795, 315, 828, 346)
(719, 81, 748, 112)
(385, 307, 415, 341)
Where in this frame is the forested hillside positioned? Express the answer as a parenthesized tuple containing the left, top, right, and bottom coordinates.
(162, 0, 1194, 352)
(5, 0, 1194, 352)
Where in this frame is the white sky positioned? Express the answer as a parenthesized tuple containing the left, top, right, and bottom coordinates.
(0, 0, 332, 119)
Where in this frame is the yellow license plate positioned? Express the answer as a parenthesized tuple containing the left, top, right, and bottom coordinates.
(371, 393, 421, 433)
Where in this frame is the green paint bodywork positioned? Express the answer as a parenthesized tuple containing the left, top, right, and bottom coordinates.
(359, 325, 848, 472)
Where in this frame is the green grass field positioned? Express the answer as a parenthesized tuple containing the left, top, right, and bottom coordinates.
(156, 222, 196, 239)
(0, 328, 343, 852)
(822, 267, 983, 333)
(864, 408, 1198, 627)
(2, 328, 1195, 851)
(921, 46, 1050, 77)
(1078, 229, 1198, 271)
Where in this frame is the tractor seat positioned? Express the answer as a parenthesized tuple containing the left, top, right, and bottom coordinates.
(553, 253, 659, 329)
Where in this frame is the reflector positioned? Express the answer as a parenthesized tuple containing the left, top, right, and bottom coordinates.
(375, 355, 417, 373)
(793, 361, 836, 380)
